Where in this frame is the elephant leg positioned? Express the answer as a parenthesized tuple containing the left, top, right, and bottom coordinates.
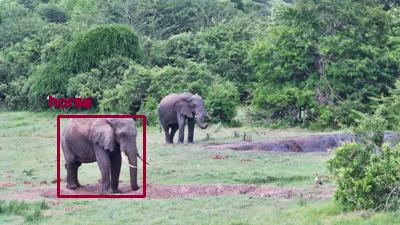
(162, 124, 171, 144)
(73, 162, 82, 187)
(110, 150, 122, 193)
(94, 145, 111, 194)
(65, 161, 81, 189)
(187, 118, 195, 143)
(169, 124, 178, 143)
(177, 114, 186, 144)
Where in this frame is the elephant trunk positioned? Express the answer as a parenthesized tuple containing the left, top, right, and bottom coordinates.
(127, 149, 139, 191)
(197, 116, 208, 129)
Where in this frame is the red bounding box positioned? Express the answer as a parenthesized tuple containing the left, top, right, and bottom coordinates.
(56, 114, 147, 198)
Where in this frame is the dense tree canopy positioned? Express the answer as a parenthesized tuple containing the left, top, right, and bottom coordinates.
(0, 0, 400, 126)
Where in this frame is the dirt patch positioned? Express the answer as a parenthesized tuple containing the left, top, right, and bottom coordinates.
(203, 132, 400, 152)
(0, 183, 335, 201)
(211, 154, 228, 160)
(0, 181, 16, 187)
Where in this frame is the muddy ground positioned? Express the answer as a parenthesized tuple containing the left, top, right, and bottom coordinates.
(203, 132, 400, 152)
(0, 182, 334, 202)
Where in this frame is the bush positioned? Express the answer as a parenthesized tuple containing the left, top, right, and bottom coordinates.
(0, 76, 30, 110)
(28, 62, 68, 109)
(252, 86, 318, 125)
(311, 101, 363, 130)
(100, 63, 153, 114)
(67, 56, 133, 108)
(205, 79, 240, 123)
(60, 24, 142, 74)
(138, 96, 159, 126)
(328, 115, 400, 211)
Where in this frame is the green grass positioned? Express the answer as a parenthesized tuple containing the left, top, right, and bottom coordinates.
(0, 200, 49, 223)
(0, 111, 399, 224)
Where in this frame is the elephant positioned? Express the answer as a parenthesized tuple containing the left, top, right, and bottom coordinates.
(158, 92, 209, 144)
(61, 118, 140, 194)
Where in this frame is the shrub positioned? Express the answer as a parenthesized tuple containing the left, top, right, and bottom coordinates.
(28, 62, 67, 109)
(138, 96, 159, 126)
(60, 24, 142, 74)
(311, 101, 363, 130)
(252, 86, 318, 125)
(67, 56, 133, 109)
(0, 76, 30, 110)
(205, 79, 240, 123)
(100, 63, 153, 114)
(328, 115, 400, 211)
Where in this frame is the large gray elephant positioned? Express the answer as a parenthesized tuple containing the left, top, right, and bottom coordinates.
(61, 118, 140, 194)
(158, 92, 209, 144)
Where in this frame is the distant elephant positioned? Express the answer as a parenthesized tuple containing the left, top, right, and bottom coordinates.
(61, 118, 140, 194)
(158, 92, 209, 144)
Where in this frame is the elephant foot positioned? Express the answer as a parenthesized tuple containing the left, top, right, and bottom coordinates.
(66, 183, 79, 189)
(131, 185, 139, 191)
(111, 188, 121, 194)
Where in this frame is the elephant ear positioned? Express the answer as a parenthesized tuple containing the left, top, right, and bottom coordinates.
(89, 119, 115, 152)
(175, 100, 193, 118)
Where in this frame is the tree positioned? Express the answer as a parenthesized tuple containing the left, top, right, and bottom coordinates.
(251, 0, 400, 126)
(38, 3, 69, 23)
(0, 1, 45, 48)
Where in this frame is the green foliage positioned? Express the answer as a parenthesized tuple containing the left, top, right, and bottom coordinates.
(147, 61, 214, 101)
(60, 24, 141, 74)
(0, 76, 30, 110)
(67, 56, 133, 108)
(148, 17, 261, 100)
(311, 101, 363, 130)
(0, 200, 49, 222)
(206, 79, 240, 123)
(149, 32, 199, 67)
(138, 96, 159, 126)
(328, 114, 400, 211)
(38, 3, 69, 23)
(253, 86, 317, 125)
(373, 80, 400, 131)
(100, 63, 153, 114)
(329, 142, 400, 211)
(98, 0, 238, 40)
(0, 38, 41, 83)
(0, 1, 45, 48)
(251, 0, 400, 127)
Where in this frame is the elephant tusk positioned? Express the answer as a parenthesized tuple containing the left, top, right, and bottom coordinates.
(137, 153, 150, 166)
(121, 152, 137, 168)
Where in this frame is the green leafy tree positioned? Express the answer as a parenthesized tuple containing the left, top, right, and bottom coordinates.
(0, 1, 45, 48)
(38, 3, 69, 23)
(147, 61, 214, 101)
(251, 0, 400, 127)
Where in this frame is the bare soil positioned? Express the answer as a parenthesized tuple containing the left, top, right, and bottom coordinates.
(203, 132, 400, 152)
(0, 182, 335, 201)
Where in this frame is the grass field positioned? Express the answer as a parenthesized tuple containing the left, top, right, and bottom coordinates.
(0, 111, 399, 224)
